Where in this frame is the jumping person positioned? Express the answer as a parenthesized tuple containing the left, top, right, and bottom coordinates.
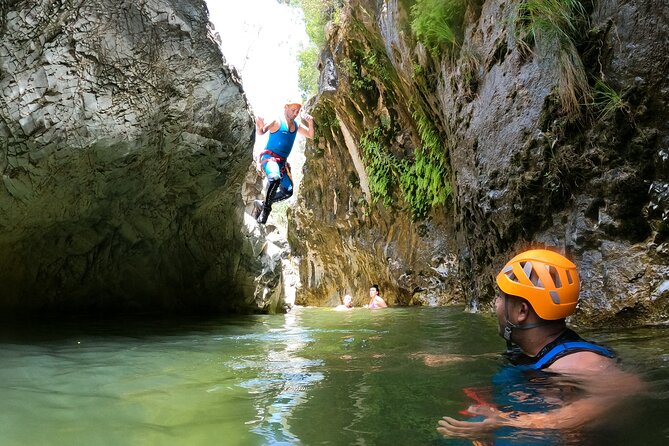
(436, 248, 643, 441)
(253, 98, 314, 224)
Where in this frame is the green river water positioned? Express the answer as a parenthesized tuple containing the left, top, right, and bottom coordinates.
(1, 307, 667, 445)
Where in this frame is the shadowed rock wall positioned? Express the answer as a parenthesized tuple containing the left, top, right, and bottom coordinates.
(0, 0, 264, 312)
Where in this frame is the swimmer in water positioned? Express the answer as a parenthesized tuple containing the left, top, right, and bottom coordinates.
(334, 294, 354, 311)
(365, 284, 387, 309)
(436, 248, 644, 440)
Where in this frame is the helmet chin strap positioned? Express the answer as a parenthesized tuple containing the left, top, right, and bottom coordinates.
(502, 295, 549, 346)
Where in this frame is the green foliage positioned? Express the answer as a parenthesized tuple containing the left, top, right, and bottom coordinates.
(591, 79, 629, 120)
(340, 57, 374, 92)
(410, 0, 466, 54)
(293, 1, 343, 100)
(338, 45, 393, 97)
(356, 114, 451, 219)
(515, 0, 586, 47)
(380, 112, 391, 130)
(359, 127, 400, 206)
(362, 48, 390, 84)
(414, 111, 443, 154)
(312, 105, 338, 145)
(514, 0, 589, 117)
(293, 0, 342, 47)
(399, 111, 451, 219)
(298, 45, 319, 98)
(318, 106, 339, 129)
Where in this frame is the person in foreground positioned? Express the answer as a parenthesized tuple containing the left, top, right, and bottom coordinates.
(437, 248, 643, 440)
(365, 284, 387, 309)
(253, 98, 314, 224)
(334, 294, 354, 311)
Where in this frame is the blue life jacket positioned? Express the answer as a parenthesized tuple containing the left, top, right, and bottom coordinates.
(265, 118, 298, 159)
(483, 329, 616, 445)
(503, 328, 615, 370)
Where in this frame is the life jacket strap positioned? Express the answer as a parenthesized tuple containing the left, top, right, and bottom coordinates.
(528, 341, 615, 370)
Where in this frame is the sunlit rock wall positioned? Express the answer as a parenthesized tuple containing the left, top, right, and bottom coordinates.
(291, 0, 669, 325)
(290, 0, 462, 307)
(0, 0, 268, 312)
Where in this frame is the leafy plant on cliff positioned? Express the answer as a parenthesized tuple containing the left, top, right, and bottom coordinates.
(359, 127, 401, 207)
(363, 47, 390, 84)
(400, 111, 451, 219)
(312, 104, 339, 145)
(357, 112, 451, 218)
(590, 79, 630, 120)
(514, 0, 590, 117)
(410, 0, 466, 55)
(340, 57, 375, 92)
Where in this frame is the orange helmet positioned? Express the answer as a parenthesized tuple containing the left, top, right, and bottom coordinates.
(496, 249, 580, 320)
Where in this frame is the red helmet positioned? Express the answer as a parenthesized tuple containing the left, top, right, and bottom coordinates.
(496, 249, 580, 320)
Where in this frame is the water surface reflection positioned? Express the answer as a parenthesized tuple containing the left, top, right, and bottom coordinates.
(0, 308, 667, 445)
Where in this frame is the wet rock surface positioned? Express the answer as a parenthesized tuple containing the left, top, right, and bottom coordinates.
(291, 0, 668, 324)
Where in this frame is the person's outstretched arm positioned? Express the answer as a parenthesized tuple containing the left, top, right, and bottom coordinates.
(256, 116, 279, 135)
(298, 113, 314, 139)
(437, 354, 644, 439)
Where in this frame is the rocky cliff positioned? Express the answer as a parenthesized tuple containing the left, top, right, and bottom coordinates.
(291, 0, 669, 324)
(0, 0, 274, 312)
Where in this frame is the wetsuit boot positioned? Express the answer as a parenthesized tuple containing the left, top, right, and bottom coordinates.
(257, 179, 280, 224)
(251, 200, 263, 220)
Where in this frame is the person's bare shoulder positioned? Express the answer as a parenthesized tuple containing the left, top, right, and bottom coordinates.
(549, 351, 616, 373)
(550, 351, 645, 397)
(268, 116, 282, 130)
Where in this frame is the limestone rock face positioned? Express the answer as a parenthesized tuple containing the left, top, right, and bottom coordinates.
(290, 0, 462, 308)
(291, 0, 669, 324)
(0, 0, 265, 312)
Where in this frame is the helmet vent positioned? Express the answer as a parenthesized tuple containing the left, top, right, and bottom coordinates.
(502, 265, 516, 281)
(566, 270, 573, 284)
(549, 290, 561, 304)
(548, 265, 562, 288)
(522, 261, 546, 288)
(521, 261, 533, 278)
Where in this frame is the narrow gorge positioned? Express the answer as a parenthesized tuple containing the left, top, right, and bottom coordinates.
(1, 0, 667, 326)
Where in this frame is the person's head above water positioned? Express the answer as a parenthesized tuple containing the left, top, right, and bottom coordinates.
(343, 294, 353, 307)
(495, 248, 579, 342)
(437, 247, 645, 440)
(370, 284, 380, 295)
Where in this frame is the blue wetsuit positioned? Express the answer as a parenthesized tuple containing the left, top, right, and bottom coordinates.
(253, 117, 301, 223)
(264, 118, 298, 160)
(260, 118, 298, 196)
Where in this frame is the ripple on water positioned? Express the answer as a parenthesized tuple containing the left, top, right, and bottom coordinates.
(0, 308, 668, 446)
